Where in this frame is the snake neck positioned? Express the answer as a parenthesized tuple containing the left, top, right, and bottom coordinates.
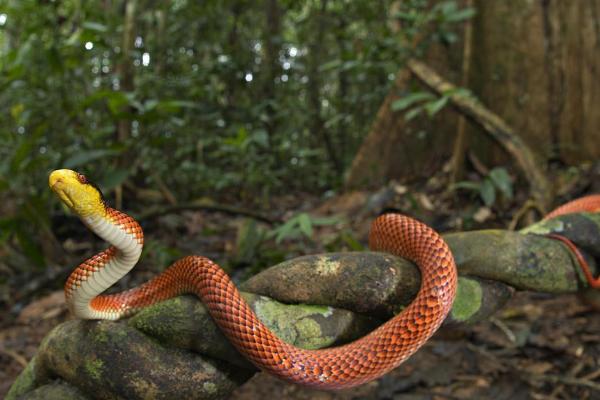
(65, 207, 144, 319)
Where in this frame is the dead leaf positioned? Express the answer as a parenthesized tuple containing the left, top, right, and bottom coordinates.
(473, 206, 492, 223)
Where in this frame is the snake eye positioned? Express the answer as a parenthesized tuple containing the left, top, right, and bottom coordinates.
(76, 173, 88, 184)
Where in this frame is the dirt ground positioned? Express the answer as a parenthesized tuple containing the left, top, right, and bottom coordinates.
(2, 177, 600, 399)
(2, 288, 599, 399)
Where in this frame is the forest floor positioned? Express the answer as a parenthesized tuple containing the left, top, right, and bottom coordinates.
(1, 163, 600, 399)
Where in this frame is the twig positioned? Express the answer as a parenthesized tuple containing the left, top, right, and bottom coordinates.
(582, 368, 600, 381)
(0, 346, 28, 368)
(490, 317, 517, 344)
(526, 373, 600, 391)
(548, 385, 565, 399)
(509, 199, 545, 230)
(135, 202, 279, 224)
(422, 391, 463, 400)
(467, 150, 490, 176)
(151, 172, 178, 206)
(465, 343, 509, 372)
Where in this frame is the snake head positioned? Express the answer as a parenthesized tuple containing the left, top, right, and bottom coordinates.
(49, 169, 106, 218)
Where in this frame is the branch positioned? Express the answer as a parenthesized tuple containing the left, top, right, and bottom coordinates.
(406, 59, 553, 210)
(9, 213, 600, 399)
(135, 201, 279, 224)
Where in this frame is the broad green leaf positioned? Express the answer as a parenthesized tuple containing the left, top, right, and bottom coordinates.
(489, 167, 513, 199)
(298, 213, 313, 238)
(82, 21, 108, 32)
(451, 181, 481, 192)
(252, 130, 269, 148)
(312, 216, 341, 225)
(393, 11, 419, 21)
(143, 99, 159, 112)
(442, 87, 472, 98)
(107, 93, 131, 115)
(65, 29, 82, 46)
(445, 8, 476, 23)
(273, 219, 297, 243)
(391, 92, 434, 112)
(319, 60, 342, 72)
(14, 36, 34, 66)
(405, 107, 424, 121)
(341, 232, 364, 251)
(157, 100, 199, 114)
(81, 90, 122, 106)
(425, 96, 449, 116)
(480, 179, 496, 206)
(341, 60, 359, 71)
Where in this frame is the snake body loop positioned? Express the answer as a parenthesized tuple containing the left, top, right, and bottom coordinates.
(49, 169, 599, 388)
(50, 169, 457, 388)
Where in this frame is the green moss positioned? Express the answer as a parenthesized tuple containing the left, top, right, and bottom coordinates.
(18, 382, 88, 400)
(294, 318, 334, 349)
(129, 375, 159, 400)
(84, 358, 104, 382)
(128, 297, 188, 336)
(93, 328, 109, 344)
(314, 257, 342, 276)
(297, 303, 334, 317)
(520, 218, 565, 235)
(5, 356, 38, 400)
(451, 277, 482, 322)
(253, 296, 334, 349)
(202, 382, 218, 394)
(320, 306, 333, 317)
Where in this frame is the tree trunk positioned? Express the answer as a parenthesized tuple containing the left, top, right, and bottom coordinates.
(262, 0, 283, 149)
(114, 0, 137, 209)
(345, 60, 459, 189)
(468, 0, 600, 164)
(347, 0, 600, 190)
(449, 0, 474, 185)
(336, 15, 349, 165)
(308, 0, 342, 174)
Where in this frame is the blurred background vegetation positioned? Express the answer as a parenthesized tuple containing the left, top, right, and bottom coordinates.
(0, 0, 472, 272)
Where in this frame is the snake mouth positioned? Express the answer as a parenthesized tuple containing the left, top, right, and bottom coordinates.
(54, 187, 75, 209)
(49, 176, 76, 209)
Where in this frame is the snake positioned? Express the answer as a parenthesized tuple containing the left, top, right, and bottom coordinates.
(543, 194, 600, 289)
(48, 169, 599, 389)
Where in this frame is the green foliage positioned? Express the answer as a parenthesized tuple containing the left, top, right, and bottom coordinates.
(391, 91, 435, 112)
(453, 167, 514, 207)
(391, 87, 473, 120)
(234, 219, 268, 266)
(232, 214, 343, 278)
(142, 239, 184, 273)
(268, 213, 341, 244)
(0, 0, 472, 270)
(394, 0, 476, 45)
